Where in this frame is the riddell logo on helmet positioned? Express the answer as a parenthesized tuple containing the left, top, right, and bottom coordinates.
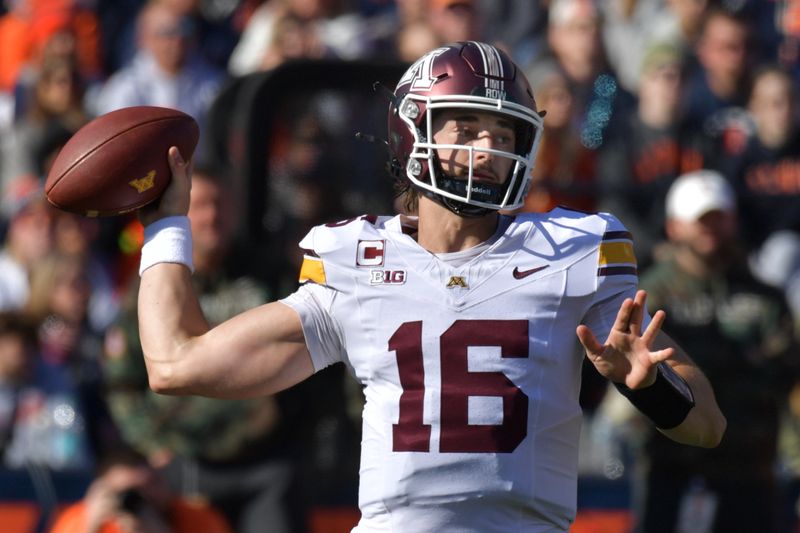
(485, 88, 507, 100)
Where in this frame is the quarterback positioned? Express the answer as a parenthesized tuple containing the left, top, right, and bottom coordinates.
(137, 42, 726, 532)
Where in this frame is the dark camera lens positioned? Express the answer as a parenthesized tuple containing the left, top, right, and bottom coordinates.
(119, 488, 146, 514)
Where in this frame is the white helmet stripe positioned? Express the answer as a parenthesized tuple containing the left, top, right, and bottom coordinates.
(491, 44, 505, 93)
(471, 40, 490, 92)
(487, 46, 499, 92)
(471, 41, 506, 94)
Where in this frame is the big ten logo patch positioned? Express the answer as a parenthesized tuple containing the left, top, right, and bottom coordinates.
(370, 270, 406, 285)
(357, 240, 385, 267)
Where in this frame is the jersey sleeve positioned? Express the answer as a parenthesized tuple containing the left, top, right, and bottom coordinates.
(581, 213, 651, 342)
(279, 225, 348, 371)
(280, 283, 345, 371)
(296, 227, 330, 287)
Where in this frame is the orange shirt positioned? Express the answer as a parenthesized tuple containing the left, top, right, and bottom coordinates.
(50, 498, 233, 533)
(0, 2, 102, 92)
(0, 13, 32, 92)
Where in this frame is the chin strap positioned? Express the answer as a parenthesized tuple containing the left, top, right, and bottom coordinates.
(417, 186, 491, 218)
(435, 175, 500, 217)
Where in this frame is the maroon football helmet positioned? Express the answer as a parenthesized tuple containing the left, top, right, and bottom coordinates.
(388, 41, 544, 216)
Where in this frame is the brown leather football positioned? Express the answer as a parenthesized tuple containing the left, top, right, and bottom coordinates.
(45, 106, 199, 217)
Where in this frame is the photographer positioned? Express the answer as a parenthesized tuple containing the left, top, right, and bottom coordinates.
(50, 448, 232, 533)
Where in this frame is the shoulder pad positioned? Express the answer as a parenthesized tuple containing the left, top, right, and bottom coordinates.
(299, 215, 383, 255)
(297, 215, 386, 285)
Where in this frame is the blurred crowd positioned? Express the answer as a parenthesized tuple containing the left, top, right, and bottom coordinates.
(1, 0, 800, 532)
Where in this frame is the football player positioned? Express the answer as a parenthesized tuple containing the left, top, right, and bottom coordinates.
(136, 42, 726, 532)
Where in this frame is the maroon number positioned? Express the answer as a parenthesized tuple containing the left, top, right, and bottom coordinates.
(391, 319, 529, 453)
(390, 321, 431, 452)
(440, 320, 529, 452)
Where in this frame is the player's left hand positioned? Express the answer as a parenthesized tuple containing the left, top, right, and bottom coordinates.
(576, 290, 674, 390)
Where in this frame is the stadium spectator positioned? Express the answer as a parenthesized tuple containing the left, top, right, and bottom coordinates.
(0, 185, 56, 311)
(718, 65, 800, 318)
(0, 311, 39, 457)
(393, 0, 428, 25)
(680, 7, 752, 131)
(0, 0, 102, 96)
(775, 0, 800, 79)
(517, 60, 596, 213)
(1, 55, 87, 191)
(394, 20, 439, 63)
(104, 166, 308, 533)
(604, 0, 712, 91)
(474, 0, 548, 67)
(227, 0, 284, 76)
(364, 0, 437, 62)
(531, 0, 634, 152)
(0, 305, 96, 471)
(52, 210, 121, 333)
(91, 0, 224, 148)
(428, 0, 481, 46)
(257, 9, 328, 72)
(227, 0, 369, 76)
(599, 0, 708, 93)
(156, 0, 243, 71)
(661, 0, 710, 48)
(597, 42, 705, 268)
(49, 446, 233, 533)
(630, 170, 799, 533)
(22, 252, 119, 466)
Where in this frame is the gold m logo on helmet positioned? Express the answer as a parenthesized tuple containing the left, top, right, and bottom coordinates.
(446, 276, 468, 289)
(129, 171, 156, 193)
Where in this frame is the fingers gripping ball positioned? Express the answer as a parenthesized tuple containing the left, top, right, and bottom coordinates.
(45, 106, 199, 217)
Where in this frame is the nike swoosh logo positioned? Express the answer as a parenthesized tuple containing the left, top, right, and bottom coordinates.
(512, 265, 550, 279)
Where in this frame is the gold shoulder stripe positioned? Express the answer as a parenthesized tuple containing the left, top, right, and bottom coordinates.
(298, 256, 326, 284)
(598, 241, 636, 266)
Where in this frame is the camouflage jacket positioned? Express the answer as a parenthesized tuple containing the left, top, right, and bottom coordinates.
(103, 270, 284, 464)
(638, 251, 800, 478)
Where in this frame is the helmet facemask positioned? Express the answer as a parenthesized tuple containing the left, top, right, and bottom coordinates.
(398, 93, 544, 216)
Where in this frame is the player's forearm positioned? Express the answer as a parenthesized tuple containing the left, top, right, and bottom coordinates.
(617, 329, 727, 448)
(138, 262, 209, 394)
(658, 359, 726, 448)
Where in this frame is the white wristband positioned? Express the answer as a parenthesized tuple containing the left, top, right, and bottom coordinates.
(139, 216, 194, 275)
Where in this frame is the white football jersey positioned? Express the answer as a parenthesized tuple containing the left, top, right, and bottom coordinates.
(281, 208, 642, 532)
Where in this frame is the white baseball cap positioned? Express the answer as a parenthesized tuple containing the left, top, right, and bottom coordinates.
(666, 170, 736, 222)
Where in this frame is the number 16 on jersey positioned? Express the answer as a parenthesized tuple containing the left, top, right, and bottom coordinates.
(390, 319, 530, 454)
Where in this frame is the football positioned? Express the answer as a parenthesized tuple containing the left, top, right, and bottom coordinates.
(45, 106, 199, 217)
